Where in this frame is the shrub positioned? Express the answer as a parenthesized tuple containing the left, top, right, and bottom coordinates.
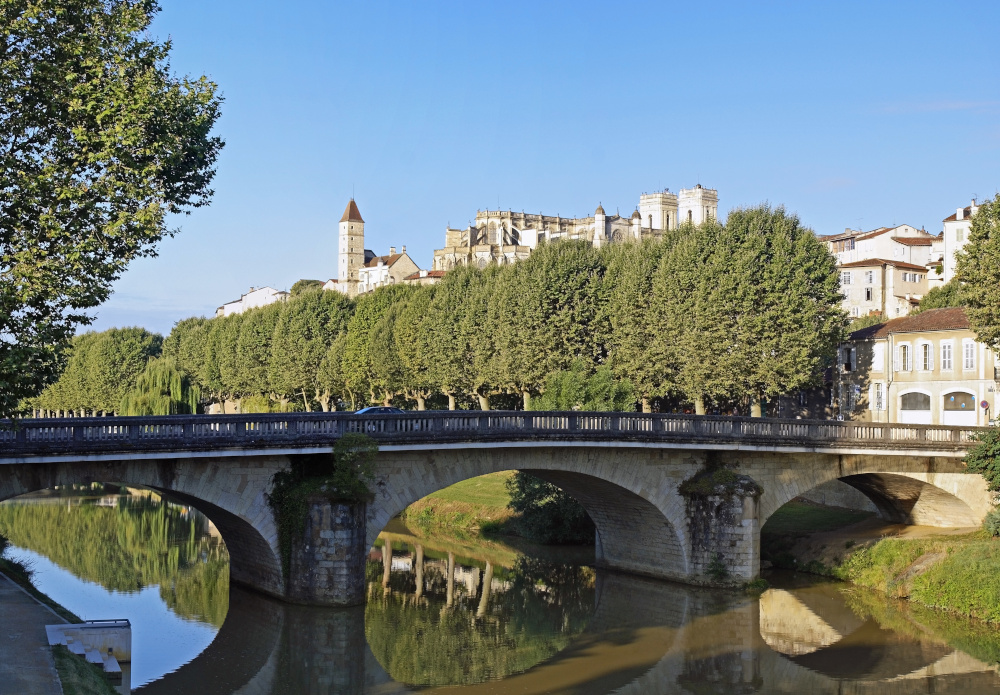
(706, 553, 728, 581)
(984, 508, 1000, 537)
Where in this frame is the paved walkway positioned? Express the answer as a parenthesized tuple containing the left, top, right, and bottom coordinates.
(0, 571, 62, 695)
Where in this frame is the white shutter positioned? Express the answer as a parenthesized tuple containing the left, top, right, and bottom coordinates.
(894, 345, 901, 372)
(928, 344, 934, 371)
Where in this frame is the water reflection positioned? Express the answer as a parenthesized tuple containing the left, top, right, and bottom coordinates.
(4, 494, 1000, 694)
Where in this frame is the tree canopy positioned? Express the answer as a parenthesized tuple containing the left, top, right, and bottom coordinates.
(956, 194, 1000, 350)
(0, 0, 223, 417)
(915, 278, 964, 314)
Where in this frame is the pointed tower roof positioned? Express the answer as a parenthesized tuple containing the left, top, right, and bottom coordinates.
(340, 199, 364, 223)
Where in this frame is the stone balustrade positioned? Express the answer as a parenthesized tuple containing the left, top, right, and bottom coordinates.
(0, 411, 984, 460)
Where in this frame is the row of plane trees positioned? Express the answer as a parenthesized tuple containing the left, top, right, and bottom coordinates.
(28, 204, 845, 417)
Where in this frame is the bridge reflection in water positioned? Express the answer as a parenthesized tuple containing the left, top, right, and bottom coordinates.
(131, 533, 1000, 695)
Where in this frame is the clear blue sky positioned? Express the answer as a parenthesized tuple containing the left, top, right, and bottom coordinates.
(91, 0, 1000, 335)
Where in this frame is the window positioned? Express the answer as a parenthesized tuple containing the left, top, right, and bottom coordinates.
(896, 344, 911, 372)
(865, 270, 874, 284)
(963, 339, 976, 370)
(842, 346, 856, 372)
(920, 343, 933, 370)
(943, 392, 975, 411)
(901, 392, 931, 410)
(957, 228, 965, 242)
(840, 271, 853, 285)
(865, 287, 873, 301)
(873, 383, 884, 411)
(941, 342, 953, 370)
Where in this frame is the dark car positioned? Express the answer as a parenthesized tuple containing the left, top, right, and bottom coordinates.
(354, 406, 405, 414)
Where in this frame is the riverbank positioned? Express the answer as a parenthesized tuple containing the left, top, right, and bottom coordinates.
(401, 471, 516, 531)
(763, 500, 1000, 625)
(1, 537, 118, 695)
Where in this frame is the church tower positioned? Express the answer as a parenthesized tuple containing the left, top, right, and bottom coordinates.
(338, 199, 365, 285)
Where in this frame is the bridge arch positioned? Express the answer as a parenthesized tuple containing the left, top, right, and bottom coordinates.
(0, 456, 287, 597)
(756, 454, 992, 530)
(367, 446, 693, 582)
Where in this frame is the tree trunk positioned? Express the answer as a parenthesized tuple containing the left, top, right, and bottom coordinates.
(301, 390, 311, 412)
(750, 399, 763, 418)
(694, 396, 706, 415)
(416, 396, 426, 411)
(522, 390, 531, 411)
(641, 397, 651, 413)
(448, 394, 456, 411)
(477, 393, 490, 410)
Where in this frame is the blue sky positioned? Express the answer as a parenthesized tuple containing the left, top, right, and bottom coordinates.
(92, 0, 1000, 335)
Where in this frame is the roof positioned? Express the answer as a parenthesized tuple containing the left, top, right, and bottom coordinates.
(850, 307, 970, 340)
(403, 270, 447, 281)
(892, 236, 933, 246)
(340, 199, 364, 223)
(364, 253, 404, 268)
(943, 205, 975, 223)
(839, 258, 929, 271)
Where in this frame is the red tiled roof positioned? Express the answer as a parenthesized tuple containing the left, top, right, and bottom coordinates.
(403, 270, 447, 281)
(340, 199, 364, 223)
(850, 307, 970, 340)
(839, 258, 929, 271)
(892, 236, 933, 246)
(364, 253, 403, 268)
(943, 205, 974, 223)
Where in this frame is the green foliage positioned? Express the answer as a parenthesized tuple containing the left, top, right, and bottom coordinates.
(119, 358, 200, 415)
(957, 194, 1000, 350)
(290, 279, 324, 296)
(706, 553, 728, 581)
(831, 537, 927, 597)
(32, 327, 162, 413)
(847, 312, 885, 333)
(964, 427, 1000, 493)
(914, 278, 964, 313)
(0, 0, 223, 418)
(530, 360, 636, 411)
(679, 459, 763, 499)
(505, 472, 594, 544)
(743, 577, 769, 594)
(267, 434, 377, 578)
(985, 508, 1000, 537)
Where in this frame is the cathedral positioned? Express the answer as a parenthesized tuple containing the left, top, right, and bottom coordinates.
(432, 185, 719, 271)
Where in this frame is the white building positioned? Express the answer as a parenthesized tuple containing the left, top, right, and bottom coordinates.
(356, 248, 420, 295)
(941, 200, 980, 283)
(215, 286, 289, 317)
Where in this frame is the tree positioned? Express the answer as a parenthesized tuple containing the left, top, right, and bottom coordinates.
(162, 317, 211, 390)
(393, 286, 437, 410)
(506, 473, 594, 544)
(957, 194, 1000, 350)
(119, 358, 199, 415)
(342, 285, 411, 407)
(914, 279, 964, 314)
(0, 0, 223, 417)
(290, 279, 324, 296)
(530, 360, 635, 412)
(233, 303, 282, 397)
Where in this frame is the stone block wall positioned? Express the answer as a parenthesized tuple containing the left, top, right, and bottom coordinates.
(288, 499, 367, 606)
(685, 493, 759, 584)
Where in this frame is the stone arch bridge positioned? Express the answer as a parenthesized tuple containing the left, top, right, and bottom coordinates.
(0, 412, 991, 604)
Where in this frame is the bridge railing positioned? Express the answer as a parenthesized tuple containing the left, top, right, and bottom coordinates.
(0, 411, 985, 458)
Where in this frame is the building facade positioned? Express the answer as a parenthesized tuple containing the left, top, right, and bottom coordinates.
(215, 286, 289, 317)
(329, 200, 418, 297)
(432, 185, 718, 271)
(941, 200, 980, 283)
(839, 308, 998, 426)
(838, 259, 929, 318)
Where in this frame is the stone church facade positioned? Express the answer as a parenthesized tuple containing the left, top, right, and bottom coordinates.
(433, 185, 718, 271)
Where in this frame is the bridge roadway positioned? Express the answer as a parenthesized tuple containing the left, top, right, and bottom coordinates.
(0, 412, 992, 603)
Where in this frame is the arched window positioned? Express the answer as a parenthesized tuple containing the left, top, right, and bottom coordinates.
(900, 392, 930, 410)
(688, 210, 693, 223)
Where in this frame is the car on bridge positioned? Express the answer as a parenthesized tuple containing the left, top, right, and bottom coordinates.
(355, 407, 405, 414)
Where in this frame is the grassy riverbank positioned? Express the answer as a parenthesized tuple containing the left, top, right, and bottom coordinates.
(763, 501, 1000, 625)
(401, 471, 516, 531)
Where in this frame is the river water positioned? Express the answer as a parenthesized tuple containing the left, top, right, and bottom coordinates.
(1, 492, 1000, 694)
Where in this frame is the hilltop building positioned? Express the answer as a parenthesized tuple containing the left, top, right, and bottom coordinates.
(215, 286, 289, 317)
(432, 185, 718, 271)
(326, 200, 419, 297)
(941, 200, 980, 283)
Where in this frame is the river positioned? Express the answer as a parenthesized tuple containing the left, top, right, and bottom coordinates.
(1, 491, 999, 694)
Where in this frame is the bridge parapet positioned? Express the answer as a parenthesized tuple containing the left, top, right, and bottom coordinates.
(0, 411, 984, 460)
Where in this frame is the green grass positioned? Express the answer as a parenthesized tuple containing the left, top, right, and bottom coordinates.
(762, 501, 873, 535)
(419, 472, 514, 507)
(909, 539, 1000, 622)
(401, 472, 515, 531)
(51, 645, 118, 695)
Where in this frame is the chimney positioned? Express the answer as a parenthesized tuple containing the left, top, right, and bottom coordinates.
(402, 245, 406, 254)
(389, 246, 396, 255)
(972, 200, 979, 215)
(957, 207, 964, 220)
